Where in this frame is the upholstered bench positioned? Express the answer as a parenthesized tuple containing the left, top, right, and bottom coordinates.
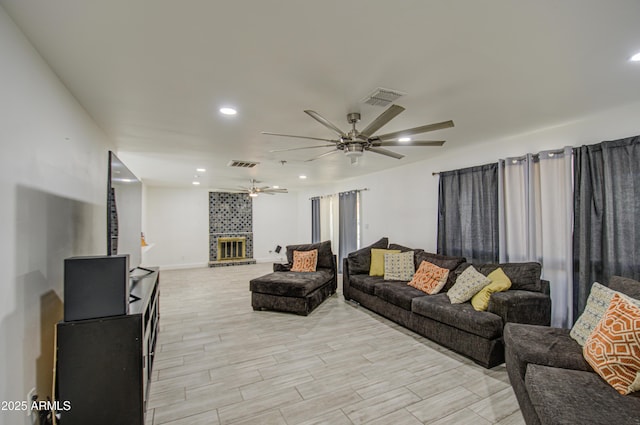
(250, 241, 337, 316)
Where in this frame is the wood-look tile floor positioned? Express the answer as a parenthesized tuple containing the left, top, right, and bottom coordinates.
(145, 263, 525, 425)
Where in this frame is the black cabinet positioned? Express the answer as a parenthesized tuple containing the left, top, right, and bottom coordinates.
(56, 266, 160, 425)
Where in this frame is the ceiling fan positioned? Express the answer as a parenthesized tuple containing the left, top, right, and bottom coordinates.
(263, 104, 454, 164)
(220, 179, 288, 197)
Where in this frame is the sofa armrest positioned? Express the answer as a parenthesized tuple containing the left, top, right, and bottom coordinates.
(488, 290, 551, 326)
(273, 263, 291, 272)
(539, 279, 550, 295)
(342, 257, 352, 300)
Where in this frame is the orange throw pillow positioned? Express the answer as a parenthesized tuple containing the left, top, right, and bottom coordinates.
(408, 261, 449, 294)
(291, 249, 318, 272)
(583, 293, 640, 395)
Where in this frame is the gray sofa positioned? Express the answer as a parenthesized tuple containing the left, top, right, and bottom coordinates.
(343, 238, 552, 368)
(504, 275, 640, 425)
(250, 241, 337, 316)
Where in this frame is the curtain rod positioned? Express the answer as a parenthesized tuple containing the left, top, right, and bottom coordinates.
(432, 147, 571, 176)
(309, 188, 368, 200)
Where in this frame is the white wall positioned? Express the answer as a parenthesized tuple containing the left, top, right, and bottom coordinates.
(252, 192, 299, 263)
(141, 188, 299, 267)
(295, 101, 640, 252)
(142, 187, 210, 269)
(0, 7, 114, 425)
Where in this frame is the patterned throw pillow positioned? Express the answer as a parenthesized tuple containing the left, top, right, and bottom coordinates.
(384, 251, 415, 281)
(447, 265, 491, 304)
(369, 249, 401, 276)
(570, 282, 640, 346)
(583, 293, 640, 395)
(291, 249, 318, 272)
(471, 267, 512, 311)
(408, 261, 450, 294)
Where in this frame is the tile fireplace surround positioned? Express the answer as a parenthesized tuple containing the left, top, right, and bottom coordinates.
(209, 192, 256, 267)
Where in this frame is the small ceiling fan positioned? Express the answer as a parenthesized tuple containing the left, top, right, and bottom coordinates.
(219, 179, 288, 197)
(263, 104, 454, 164)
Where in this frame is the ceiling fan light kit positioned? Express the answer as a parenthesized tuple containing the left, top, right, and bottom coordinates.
(263, 104, 453, 163)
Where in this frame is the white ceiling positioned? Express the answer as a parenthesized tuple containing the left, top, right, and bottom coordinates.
(3, 0, 640, 190)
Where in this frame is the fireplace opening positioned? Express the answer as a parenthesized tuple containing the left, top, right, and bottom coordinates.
(217, 237, 246, 261)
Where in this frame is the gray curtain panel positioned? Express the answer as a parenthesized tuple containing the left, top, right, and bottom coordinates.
(572, 135, 640, 319)
(311, 197, 320, 243)
(437, 163, 499, 263)
(339, 191, 358, 273)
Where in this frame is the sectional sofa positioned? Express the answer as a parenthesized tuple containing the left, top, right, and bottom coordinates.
(342, 238, 552, 368)
(250, 241, 337, 316)
(504, 275, 640, 425)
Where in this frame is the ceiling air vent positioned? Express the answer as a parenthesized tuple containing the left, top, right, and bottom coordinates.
(362, 87, 406, 107)
(227, 160, 259, 168)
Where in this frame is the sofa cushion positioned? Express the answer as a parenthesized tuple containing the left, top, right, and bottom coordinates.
(411, 294, 503, 339)
(459, 262, 542, 292)
(471, 267, 512, 311)
(408, 261, 449, 295)
(374, 281, 428, 311)
(286, 240, 333, 270)
(503, 323, 592, 382)
(609, 275, 640, 299)
(570, 282, 640, 346)
(291, 249, 318, 272)
(447, 265, 490, 304)
(349, 274, 381, 295)
(370, 248, 400, 276)
(415, 252, 466, 291)
(249, 269, 334, 297)
(583, 293, 640, 395)
(347, 237, 389, 274)
(389, 244, 424, 269)
(384, 251, 415, 281)
(388, 243, 424, 254)
(526, 364, 640, 425)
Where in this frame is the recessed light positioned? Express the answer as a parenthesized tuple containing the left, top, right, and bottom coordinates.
(192, 181, 201, 186)
(220, 107, 237, 115)
(299, 175, 307, 179)
(196, 168, 206, 173)
(631, 52, 640, 62)
(398, 137, 411, 142)
(272, 185, 279, 189)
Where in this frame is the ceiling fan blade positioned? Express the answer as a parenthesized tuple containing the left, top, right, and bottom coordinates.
(359, 104, 405, 138)
(367, 147, 405, 159)
(304, 110, 346, 137)
(374, 140, 446, 147)
(262, 189, 288, 193)
(269, 144, 336, 153)
(262, 132, 337, 143)
(305, 149, 341, 162)
(257, 186, 270, 190)
(376, 120, 455, 141)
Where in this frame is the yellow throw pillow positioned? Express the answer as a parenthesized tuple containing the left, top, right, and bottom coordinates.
(291, 249, 318, 272)
(369, 248, 400, 276)
(583, 293, 640, 395)
(471, 267, 512, 311)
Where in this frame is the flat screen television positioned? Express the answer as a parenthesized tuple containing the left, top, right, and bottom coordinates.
(107, 151, 143, 274)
